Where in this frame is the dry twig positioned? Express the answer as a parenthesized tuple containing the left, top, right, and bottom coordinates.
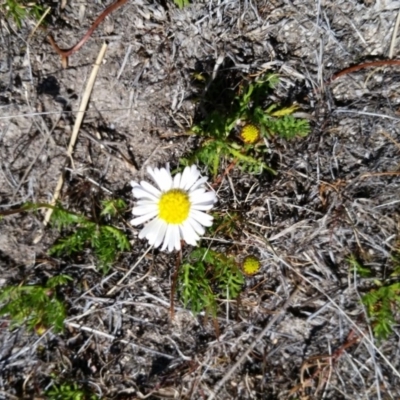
(43, 43, 108, 226)
(331, 59, 400, 82)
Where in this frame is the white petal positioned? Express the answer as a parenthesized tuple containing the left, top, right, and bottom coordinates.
(183, 165, 201, 190)
(139, 218, 160, 240)
(147, 167, 162, 189)
(192, 191, 217, 205)
(140, 181, 161, 197)
(189, 188, 206, 199)
(131, 180, 140, 188)
(153, 220, 168, 248)
(173, 172, 182, 188)
(180, 220, 199, 246)
(136, 200, 157, 206)
(190, 210, 214, 227)
(132, 204, 158, 216)
(171, 225, 181, 251)
(161, 224, 174, 252)
(189, 176, 208, 192)
(130, 211, 158, 226)
(179, 166, 192, 189)
(158, 168, 173, 192)
(132, 187, 158, 201)
(186, 217, 206, 235)
(141, 219, 166, 247)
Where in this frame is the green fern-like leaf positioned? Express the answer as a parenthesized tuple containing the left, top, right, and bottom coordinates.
(179, 248, 244, 315)
(362, 282, 400, 341)
(187, 73, 308, 176)
(47, 275, 73, 288)
(50, 205, 86, 230)
(237, 75, 278, 113)
(347, 254, 371, 278)
(49, 224, 95, 257)
(265, 115, 310, 139)
(212, 253, 244, 300)
(100, 199, 127, 218)
(180, 262, 217, 315)
(0, 276, 71, 333)
(228, 146, 275, 175)
(45, 379, 100, 400)
(3, 0, 45, 28)
(49, 201, 130, 273)
(92, 226, 130, 273)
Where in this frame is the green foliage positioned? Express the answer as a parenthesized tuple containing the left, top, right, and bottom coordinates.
(179, 248, 244, 316)
(186, 74, 310, 176)
(2, 0, 44, 28)
(362, 282, 400, 341)
(347, 254, 372, 278)
(0, 275, 72, 333)
(180, 261, 217, 315)
(182, 137, 275, 176)
(100, 198, 126, 219)
(209, 211, 242, 238)
(45, 380, 99, 400)
(172, 0, 190, 8)
(349, 253, 400, 341)
(49, 200, 130, 274)
(50, 206, 87, 231)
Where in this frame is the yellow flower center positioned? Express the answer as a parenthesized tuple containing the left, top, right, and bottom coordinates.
(158, 189, 191, 224)
(242, 256, 261, 275)
(240, 124, 260, 144)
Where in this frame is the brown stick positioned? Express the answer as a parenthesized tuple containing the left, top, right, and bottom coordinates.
(48, 0, 128, 65)
(330, 59, 400, 82)
(43, 43, 108, 227)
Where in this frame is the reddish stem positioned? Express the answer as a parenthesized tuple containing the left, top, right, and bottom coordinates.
(330, 59, 400, 82)
(48, 0, 128, 65)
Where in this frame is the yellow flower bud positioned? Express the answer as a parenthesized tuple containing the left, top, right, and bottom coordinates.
(242, 255, 261, 275)
(239, 124, 260, 144)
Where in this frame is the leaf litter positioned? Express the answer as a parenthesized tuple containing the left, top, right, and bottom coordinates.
(1, 0, 400, 398)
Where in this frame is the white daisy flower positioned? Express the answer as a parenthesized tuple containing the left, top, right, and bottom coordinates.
(130, 165, 217, 252)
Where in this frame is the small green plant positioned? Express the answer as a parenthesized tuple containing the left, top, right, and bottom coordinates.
(179, 247, 244, 316)
(172, 0, 190, 8)
(184, 74, 310, 176)
(348, 254, 400, 341)
(0, 275, 72, 333)
(362, 282, 400, 340)
(49, 199, 130, 274)
(347, 254, 372, 278)
(45, 379, 99, 400)
(1, 0, 44, 28)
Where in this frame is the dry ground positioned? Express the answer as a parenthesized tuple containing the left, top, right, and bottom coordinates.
(1, 0, 400, 399)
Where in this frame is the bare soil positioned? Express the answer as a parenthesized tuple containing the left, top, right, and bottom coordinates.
(1, 0, 400, 399)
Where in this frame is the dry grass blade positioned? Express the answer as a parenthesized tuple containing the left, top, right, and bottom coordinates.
(106, 246, 152, 296)
(43, 43, 108, 226)
(389, 9, 400, 59)
(27, 6, 51, 42)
